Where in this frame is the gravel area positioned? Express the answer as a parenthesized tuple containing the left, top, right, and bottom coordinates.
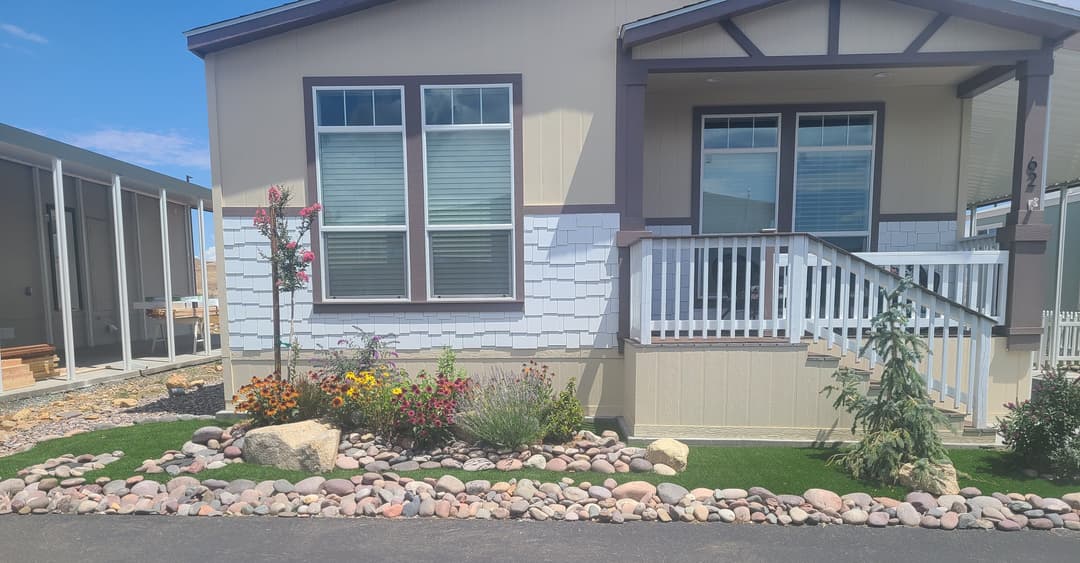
(0, 362, 223, 457)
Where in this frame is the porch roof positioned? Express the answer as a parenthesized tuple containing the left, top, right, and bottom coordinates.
(621, 0, 1080, 48)
(0, 123, 211, 209)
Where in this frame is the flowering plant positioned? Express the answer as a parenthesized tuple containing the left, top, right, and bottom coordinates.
(253, 185, 321, 378)
(232, 375, 301, 426)
(323, 368, 403, 438)
(394, 372, 471, 447)
(998, 365, 1080, 477)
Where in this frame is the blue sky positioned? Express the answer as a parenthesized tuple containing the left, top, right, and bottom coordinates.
(0, 1, 282, 258)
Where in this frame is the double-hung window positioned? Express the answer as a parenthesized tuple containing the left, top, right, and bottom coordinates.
(314, 87, 409, 300)
(422, 85, 514, 299)
(794, 113, 876, 252)
(699, 115, 780, 234)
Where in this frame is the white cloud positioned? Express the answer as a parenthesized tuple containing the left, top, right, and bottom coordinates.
(63, 129, 210, 171)
(1, 23, 47, 44)
(202, 245, 216, 262)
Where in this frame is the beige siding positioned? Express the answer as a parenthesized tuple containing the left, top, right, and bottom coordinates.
(632, 24, 748, 59)
(734, 0, 830, 56)
(838, 0, 936, 55)
(921, 17, 1042, 53)
(208, 0, 709, 208)
(643, 77, 964, 219)
(625, 342, 861, 441)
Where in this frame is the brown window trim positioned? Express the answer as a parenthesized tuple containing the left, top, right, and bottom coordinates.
(690, 102, 885, 251)
(303, 74, 525, 312)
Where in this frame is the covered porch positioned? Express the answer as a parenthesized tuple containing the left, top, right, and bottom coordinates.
(0, 124, 220, 395)
(613, 0, 1079, 439)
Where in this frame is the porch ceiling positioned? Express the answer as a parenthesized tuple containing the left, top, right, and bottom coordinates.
(646, 65, 988, 90)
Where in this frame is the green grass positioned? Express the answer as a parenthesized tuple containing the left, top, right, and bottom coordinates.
(2, 420, 1077, 499)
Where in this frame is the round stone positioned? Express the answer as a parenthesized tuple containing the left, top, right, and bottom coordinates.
(867, 511, 890, 527)
(803, 489, 843, 512)
(842, 509, 868, 525)
(628, 458, 653, 473)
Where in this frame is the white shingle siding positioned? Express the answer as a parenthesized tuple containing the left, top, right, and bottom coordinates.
(877, 220, 959, 251)
(222, 213, 620, 352)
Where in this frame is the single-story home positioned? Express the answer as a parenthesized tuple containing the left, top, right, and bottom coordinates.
(0, 123, 216, 394)
(186, 0, 1080, 442)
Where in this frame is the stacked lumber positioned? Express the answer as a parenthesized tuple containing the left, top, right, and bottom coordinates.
(0, 344, 59, 382)
(1, 358, 36, 390)
(145, 305, 220, 320)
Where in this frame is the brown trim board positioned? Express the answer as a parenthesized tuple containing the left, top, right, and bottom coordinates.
(302, 74, 525, 308)
(523, 204, 619, 215)
(878, 212, 959, 222)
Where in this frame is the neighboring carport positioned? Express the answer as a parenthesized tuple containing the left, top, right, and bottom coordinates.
(0, 123, 217, 394)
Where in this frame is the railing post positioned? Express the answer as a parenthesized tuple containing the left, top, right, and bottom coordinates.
(639, 238, 653, 345)
(787, 236, 807, 344)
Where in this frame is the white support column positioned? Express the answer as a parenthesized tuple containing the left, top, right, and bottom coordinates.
(31, 168, 55, 345)
(159, 189, 176, 362)
(1051, 184, 1071, 366)
(198, 200, 211, 354)
(75, 179, 95, 348)
(52, 159, 76, 381)
(111, 175, 133, 370)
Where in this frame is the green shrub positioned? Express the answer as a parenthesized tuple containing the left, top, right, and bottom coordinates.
(317, 330, 398, 379)
(456, 363, 552, 448)
(544, 378, 584, 443)
(998, 365, 1080, 478)
(437, 347, 468, 380)
(823, 280, 950, 484)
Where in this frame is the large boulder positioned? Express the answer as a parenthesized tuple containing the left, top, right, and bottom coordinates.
(897, 462, 960, 496)
(243, 420, 341, 473)
(644, 438, 690, 472)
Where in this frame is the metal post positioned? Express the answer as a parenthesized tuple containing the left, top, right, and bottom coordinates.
(159, 189, 176, 362)
(198, 200, 211, 354)
(111, 175, 133, 370)
(1051, 184, 1071, 366)
(52, 159, 76, 380)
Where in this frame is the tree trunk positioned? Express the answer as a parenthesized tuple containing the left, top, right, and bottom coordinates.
(270, 205, 282, 378)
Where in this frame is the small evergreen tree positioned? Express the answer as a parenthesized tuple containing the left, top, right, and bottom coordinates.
(823, 280, 950, 485)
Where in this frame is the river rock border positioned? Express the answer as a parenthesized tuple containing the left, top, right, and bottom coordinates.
(2, 469, 1079, 531)
(135, 426, 683, 477)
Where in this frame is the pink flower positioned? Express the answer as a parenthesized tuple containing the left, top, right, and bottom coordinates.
(268, 186, 282, 203)
(297, 271, 310, 283)
(286, 241, 298, 250)
(301, 250, 315, 263)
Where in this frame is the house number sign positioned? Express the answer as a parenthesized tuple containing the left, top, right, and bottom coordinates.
(1026, 156, 1041, 211)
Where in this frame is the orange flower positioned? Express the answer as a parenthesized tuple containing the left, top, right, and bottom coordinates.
(331, 396, 345, 408)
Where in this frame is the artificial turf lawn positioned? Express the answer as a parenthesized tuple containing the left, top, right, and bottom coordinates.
(1, 420, 1077, 499)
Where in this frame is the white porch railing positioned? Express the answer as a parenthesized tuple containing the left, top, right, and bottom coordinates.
(1040, 311, 1080, 366)
(629, 233, 997, 427)
(855, 250, 1009, 323)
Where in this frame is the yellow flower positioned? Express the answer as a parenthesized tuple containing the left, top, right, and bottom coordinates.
(346, 388, 357, 398)
(391, 387, 403, 396)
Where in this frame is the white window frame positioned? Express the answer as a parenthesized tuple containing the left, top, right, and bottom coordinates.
(312, 85, 411, 303)
(792, 110, 877, 246)
(697, 112, 782, 235)
(420, 83, 516, 301)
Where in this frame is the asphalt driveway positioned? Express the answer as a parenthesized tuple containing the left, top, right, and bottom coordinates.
(3, 516, 1079, 563)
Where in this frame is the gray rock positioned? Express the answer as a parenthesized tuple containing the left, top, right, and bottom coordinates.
(225, 479, 256, 494)
(294, 477, 326, 496)
(657, 482, 689, 505)
(435, 475, 465, 496)
(322, 479, 354, 496)
(465, 480, 491, 495)
(191, 426, 224, 445)
(462, 458, 495, 472)
(629, 458, 653, 473)
(867, 511, 890, 527)
(272, 480, 294, 494)
(391, 461, 420, 472)
(588, 486, 612, 500)
(896, 502, 920, 526)
(842, 509, 868, 525)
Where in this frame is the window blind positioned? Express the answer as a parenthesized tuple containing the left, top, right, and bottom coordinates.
(793, 150, 872, 233)
(318, 132, 406, 226)
(324, 231, 407, 299)
(429, 230, 512, 298)
(425, 129, 512, 225)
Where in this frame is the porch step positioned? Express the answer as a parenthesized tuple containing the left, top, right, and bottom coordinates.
(1, 363, 36, 391)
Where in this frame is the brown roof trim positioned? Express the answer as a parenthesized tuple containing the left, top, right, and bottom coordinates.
(186, 0, 396, 58)
(878, 212, 958, 222)
(523, 204, 619, 215)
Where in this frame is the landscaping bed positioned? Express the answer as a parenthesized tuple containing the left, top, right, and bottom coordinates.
(2, 420, 1079, 532)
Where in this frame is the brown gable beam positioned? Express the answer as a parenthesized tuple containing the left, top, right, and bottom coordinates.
(621, 0, 789, 49)
(639, 49, 1046, 74)
(905, 13, 950, 54)
(719, 20, 764, 58)
(957, 65, 1017, 98)
(827, 0, 840, 56)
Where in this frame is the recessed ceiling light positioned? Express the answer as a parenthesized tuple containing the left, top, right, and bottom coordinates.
(705, 77, 723, 83)
(873, 71, 891, 79)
